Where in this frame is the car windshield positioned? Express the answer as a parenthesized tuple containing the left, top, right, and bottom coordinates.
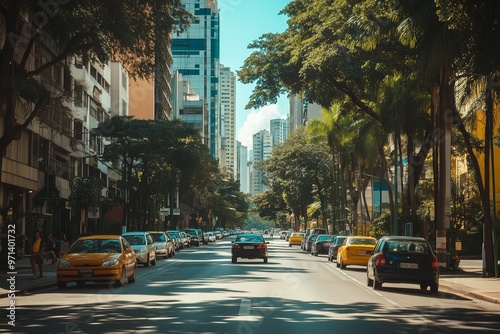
(236, 235, 263, 243)
(67, 239, 121, 254)
(317, 235, 333, 241)
(385, 240, 430, 255)
(335, 237, 347, 245)
(151, 233, 166, 242)
(348, 238, 376, 245)
(123, 235, 146, 245)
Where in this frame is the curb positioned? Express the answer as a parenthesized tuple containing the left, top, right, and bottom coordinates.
(440, 281, 500, 305)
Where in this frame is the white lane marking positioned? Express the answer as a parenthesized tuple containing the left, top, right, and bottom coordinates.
(320, 262, 399, 306)
(239, 299, 251, 316)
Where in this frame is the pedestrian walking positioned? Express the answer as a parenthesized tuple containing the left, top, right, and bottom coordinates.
(30, 231, 45, 279)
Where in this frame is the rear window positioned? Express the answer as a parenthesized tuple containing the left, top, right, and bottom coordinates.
(348, 238, 376, 245)
(384, 240, 430, 255)
(236, 235, 263, 243)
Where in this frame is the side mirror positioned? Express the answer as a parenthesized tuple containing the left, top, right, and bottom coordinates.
(125, 248, 133, 254)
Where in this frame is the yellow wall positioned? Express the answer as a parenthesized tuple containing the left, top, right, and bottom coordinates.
(473, 104, 500, 218)
(128, 77, 154, 120)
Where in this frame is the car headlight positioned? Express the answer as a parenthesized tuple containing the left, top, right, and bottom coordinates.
(103, 259, 119, 267)
(58, 261, 71, 268)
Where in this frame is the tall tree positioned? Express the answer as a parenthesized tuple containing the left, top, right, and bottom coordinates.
(0, 0, 193, 181)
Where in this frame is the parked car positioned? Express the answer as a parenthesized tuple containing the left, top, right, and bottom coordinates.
(304, 234, 320, 252)
(149, 231, 175, 258)
(311, 234, 336, 256)
(336, 236, 377, 269)
(182, 228, 202, 246)
(327, 236, 347, 262)
(122, 231, 157, 267)
(166, 230, 183, 251)
(279, 231, 288, 239)
(288, 232, 304, 247)
(57, 235, 137, 289)
(206, 231, 216, 242)
(179, 231, 190, 248)
(367, 236, 439, 294)
(231, 233, 269, 263)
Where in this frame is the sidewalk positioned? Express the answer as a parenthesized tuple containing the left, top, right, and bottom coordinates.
(1, 258, 499, 304)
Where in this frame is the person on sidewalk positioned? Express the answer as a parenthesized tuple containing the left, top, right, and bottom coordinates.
(30, 231, 45, 279)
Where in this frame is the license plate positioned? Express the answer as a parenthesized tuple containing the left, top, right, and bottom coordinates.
(400, 263, 418, 269)
(243, 246, 254, 250)
(79, 269, 93, 273)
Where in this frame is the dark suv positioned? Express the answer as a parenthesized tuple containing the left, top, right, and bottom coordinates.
(182, 228, 202, 247)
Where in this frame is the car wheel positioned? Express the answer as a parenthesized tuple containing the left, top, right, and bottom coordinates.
(57, 281, 66, 289)
(232, 257, 237, 263)
(373, 276, 382, 290)
(145, 254, 151, 267)
(340, 258, 346, 269)
(264, 257, 268, 263)
(420, 283, 428, 291)
(367, 272, 373, 287)
(152, 254, 157, 266)
(289, 244, 292, 247)
(314, 251, 318, 256)
(336, 259, 340, 268)
(430, 283, 439, 294)
(128, 264, 137, 283)
(115, 267, 126, 287)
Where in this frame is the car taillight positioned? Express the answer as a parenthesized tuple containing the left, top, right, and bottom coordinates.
(334, 246, 338, 250)
(257, 244, 267, 250)
(432, 255, 438, 270)
(232, 244, 241, 250)
(375, 253, 386, 266)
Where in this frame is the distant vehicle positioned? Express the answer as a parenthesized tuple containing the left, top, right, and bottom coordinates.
(149, 231, 175, 258)
(311, 234, 336, 256)
(367, 236, 439, 294)
(327, 236, 347, 261)
(280, 231, 288, 240)
(231, 233, 269, 263)
(206, 232, 216, 242)
(336, 236, 377, 269)
(288, 233, 304, 247)
(182, 228, 202, 246)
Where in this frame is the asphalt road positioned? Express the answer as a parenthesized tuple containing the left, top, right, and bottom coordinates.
(4, 236, 500, 334)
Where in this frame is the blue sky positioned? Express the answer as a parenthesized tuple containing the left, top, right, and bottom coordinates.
(219, 0, 291, 148)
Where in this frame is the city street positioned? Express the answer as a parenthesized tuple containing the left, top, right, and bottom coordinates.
(3, 236, 500, 334)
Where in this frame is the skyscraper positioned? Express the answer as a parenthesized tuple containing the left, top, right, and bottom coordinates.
(252, 130, 273, 196)
(171, 0, 220, 159)
(219, 66, 236, 176)
(270, 118, 290, 147)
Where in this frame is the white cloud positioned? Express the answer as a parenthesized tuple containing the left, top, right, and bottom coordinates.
(237, 104, 285, 148)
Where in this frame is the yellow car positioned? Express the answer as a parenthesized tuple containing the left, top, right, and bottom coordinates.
(57, 235, 137, 289)
(288, 232, 304, 247)
(336, 236, 377, 269)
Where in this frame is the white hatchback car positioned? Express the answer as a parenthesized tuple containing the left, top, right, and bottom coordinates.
(206, 232, 216, 242)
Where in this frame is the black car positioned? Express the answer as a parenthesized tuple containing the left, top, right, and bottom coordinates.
(327, 236, 347, 261)
(311, 234, 336, 256)
(367, 236, 439, 294)
(231, 234, 269, 263)
(182, 228, 202, 247)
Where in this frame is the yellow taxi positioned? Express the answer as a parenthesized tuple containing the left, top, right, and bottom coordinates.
(57, 235, 137, 288)
(288, 232, 304, 247)
(336, 236, 377, 269)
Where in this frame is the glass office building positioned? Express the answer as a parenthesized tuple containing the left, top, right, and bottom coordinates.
(171, 0, 220, 160)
